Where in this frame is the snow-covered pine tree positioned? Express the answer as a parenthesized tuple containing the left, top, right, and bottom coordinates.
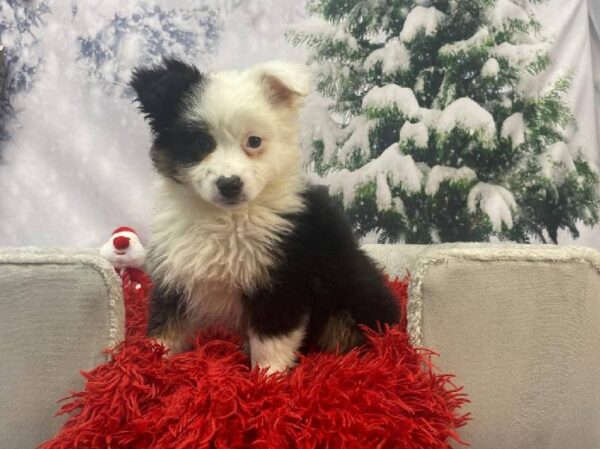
(290, 0, 599, 244)
(77, 3, 221, 95)
(0, 0, 50, 142)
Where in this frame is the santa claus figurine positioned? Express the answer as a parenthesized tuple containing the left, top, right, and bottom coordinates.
(100, 227, 148, 290)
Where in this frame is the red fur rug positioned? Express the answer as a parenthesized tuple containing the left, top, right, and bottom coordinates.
(40, 270, 469, 449)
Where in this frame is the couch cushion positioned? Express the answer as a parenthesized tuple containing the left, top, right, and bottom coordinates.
(366, 244, 600, 449)
(0, 248, 123, 449)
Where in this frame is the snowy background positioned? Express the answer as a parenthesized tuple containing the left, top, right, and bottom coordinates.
(0, 0, 599, 249)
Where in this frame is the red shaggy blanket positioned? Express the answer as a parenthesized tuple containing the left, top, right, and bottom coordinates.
(40, 271, 469, 449)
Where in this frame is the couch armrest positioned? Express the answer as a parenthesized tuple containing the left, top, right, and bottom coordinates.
(365, 243, 600, 449)
(0, 248, 124, 449)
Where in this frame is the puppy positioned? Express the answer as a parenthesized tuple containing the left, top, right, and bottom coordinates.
(130, 58, 400, 374)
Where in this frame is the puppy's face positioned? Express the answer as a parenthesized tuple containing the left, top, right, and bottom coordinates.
(131, 59, 310, 208)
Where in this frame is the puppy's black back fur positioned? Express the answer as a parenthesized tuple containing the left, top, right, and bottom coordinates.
(245, 185, 400, 351)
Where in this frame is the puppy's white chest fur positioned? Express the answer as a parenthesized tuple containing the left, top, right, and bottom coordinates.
(188, 280, 245, 331)
(149, 180, 301, 329)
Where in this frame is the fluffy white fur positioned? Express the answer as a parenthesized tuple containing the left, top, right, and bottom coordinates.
(147, 62, 311, 371)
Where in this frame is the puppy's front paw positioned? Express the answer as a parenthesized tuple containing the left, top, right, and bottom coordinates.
(254, 359, 295, 375)
(249, 328, 305, 375)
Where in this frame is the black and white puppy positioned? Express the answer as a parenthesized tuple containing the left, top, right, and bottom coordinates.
(130, 58, 400, 374)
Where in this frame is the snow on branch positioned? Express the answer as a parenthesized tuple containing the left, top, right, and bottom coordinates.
(538, 142, 577, 186)
(311, 60, 352, 83)
(325, 143, 423, 206)
(362, 84, 420, 118)
(487, 0, 530, 28)
(338, 116, 375, 161)
(399, 121, 429, 148)
(481, 58, 500, 78)
(300, 95, 345, 162)
(289, 18, 358, 51)
(425, 166, 477, 195)
(468, 182, 517, 232)
(376, 172, 393, 210)
(400, 6, 446, 42)
(365, 38, 411, 75)
(436, 98, 496, 142)
(439, 28, 490, 56)
(501, 112, 526, 147)
(491, 42, 550, 66)
(418, 107, 442, 127)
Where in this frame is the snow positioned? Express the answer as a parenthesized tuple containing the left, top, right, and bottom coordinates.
(399, 121, 429, 148)
(492, 42, 551, 66)
(425, 166, 477, 195)
(538, 142, 577, 185)
(365, 30, 388, 45)
(487, 0, 530, 28)
(300, 94, 345, 162)
(362, 84, 421, 118)
(418, 107, 442, 127)
(289, 18, 358, 51)
(436, 98, 496, 142)
(376, 173, 393, 210)
(339, 116, 374, 161)
(414, 74, 425, 92)
(325, 143, 423, 207)
(501, 112, 526, 147)
(440, 28, 489, 56)
(365, 38, 411, 75)
(400, 6, 446, 42)
(467, 183, 517, 232)
(361, 229, 383, 244)
(393, 197, 407, 217)
(311, 60, 353, 85)
(481, 58, 500, 77)
(210, 1, 310, 69)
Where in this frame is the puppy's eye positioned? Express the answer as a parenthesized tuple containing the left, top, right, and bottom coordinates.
(247, 136, 262, 149)
(195, 137, 212, 152)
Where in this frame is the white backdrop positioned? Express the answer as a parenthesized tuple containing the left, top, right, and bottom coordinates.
(534, 0, 600, 248)
(0, 0, 598, 249)
(589, 0, 600, 165)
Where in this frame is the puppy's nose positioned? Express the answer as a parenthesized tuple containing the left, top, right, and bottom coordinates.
(216, 176, 244, 199)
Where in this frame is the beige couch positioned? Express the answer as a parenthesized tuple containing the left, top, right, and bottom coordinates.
(1, 244, 599, 448)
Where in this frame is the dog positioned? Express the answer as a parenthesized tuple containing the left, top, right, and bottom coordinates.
(130, 58, 400, 374)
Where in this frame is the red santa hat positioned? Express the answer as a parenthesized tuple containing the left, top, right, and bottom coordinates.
(112, 226, 138, 236)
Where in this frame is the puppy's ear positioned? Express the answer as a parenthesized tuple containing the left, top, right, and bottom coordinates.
(130, 58, 203, 132)
(253, 61, 311, 109)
